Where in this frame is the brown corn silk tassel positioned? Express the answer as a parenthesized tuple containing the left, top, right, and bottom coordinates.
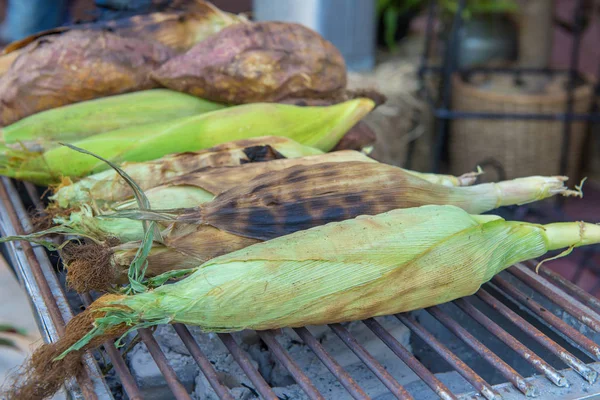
(2, 294, 129, 400)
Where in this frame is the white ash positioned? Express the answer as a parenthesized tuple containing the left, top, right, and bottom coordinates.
(128, 339, 198, 400)
(127, 317, 419, 399)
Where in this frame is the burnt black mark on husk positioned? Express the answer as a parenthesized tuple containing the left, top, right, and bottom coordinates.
(348, 202, 372, 217)
(250, 184, 269, 194)
(320, 205, 346, 223)
(261, 194, 278, 206)
(381, 193, 398, 205)
(307, 197, 329, 211)
(242, 145, 286, 163)
(287, 174, 309, 184)
(246, 208, 277, 230)
(343, 194, 363, 204)
(323, 169, 340, 177)
(286, 169, 305, 180)
(281, 202, 309, 225)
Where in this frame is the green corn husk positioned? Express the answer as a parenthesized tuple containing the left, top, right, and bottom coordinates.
(0, 99, 374, 185)
(0, 90, 225, 151)
(8, 205, 600, 400)
(50, 136, 324, 209)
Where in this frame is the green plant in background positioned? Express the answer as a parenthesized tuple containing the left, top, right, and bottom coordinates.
(377, 0, 519, 51)
(0, 323, 27, 350)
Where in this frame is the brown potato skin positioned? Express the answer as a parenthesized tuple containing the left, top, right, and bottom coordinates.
(0, 30, 174, 126)
(152, 21, 347, 104)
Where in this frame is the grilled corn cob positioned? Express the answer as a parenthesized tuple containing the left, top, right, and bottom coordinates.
(43, 159, 579, 244)
(8, 205, 600, 400)
(52, 144, 479, 209)
(50, 136, 323, 209)
(117, 162, 582, 240)
(0, 99, 374, 185)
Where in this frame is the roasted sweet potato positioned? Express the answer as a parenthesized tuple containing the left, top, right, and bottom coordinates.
(152, 21, 347, 104)
(0, 30, 174, 126)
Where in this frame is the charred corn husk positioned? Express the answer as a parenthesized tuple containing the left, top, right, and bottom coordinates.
(0, 99, 374, 185)
(9, 205, 600, 400)
(52, 145, 478, 209)
(50, 136, 323, 209)
(47, 152, 381, 243)
(0, 90, 224, 152)
(44, 158, 566, 244)
(118, 162, 582, 241)
(112, 158, 480, 211)
(112, 151, 374, 211)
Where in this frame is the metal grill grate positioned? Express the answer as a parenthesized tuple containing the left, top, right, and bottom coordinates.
(1, 177, 600, 400)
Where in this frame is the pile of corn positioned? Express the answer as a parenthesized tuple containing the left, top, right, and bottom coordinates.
(0, 3, 597, 400)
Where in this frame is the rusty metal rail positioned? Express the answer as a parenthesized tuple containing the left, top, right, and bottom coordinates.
(2, 177, 600, 400)
(427, 306, 537, 397)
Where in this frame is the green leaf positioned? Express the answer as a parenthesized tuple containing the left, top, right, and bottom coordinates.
(376, 0, 394, 14)
(100, 209, 181, 223)
(0, 225, 98, 251)
(145, 268, 198, 288)
(60, 143, 161, 293)
(384, 7, 400, 51)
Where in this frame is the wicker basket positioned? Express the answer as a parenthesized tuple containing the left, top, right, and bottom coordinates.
(449, 74, 594, 181)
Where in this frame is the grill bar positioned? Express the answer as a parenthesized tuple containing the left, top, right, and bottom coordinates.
(102, 341, 144, 400)
(258, 330, 325, 400)
(427, 306, 537, 397)
(476, 288, 598, 384)
(137, 328, 192, 400)
(454, 298, 568, 387)
(0, 181, 66, 334)
(173, 324, 235, 400)
(509, 264, 600, 332)
(217, 333, 279, 400)
(527, 262, 600, 315)
(363, 318, 456, 400)
(294, 327, 369, 399)
(329, 323, 414, 399)
(396, 314, 500, 400)
(492, 276, 600, 360)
